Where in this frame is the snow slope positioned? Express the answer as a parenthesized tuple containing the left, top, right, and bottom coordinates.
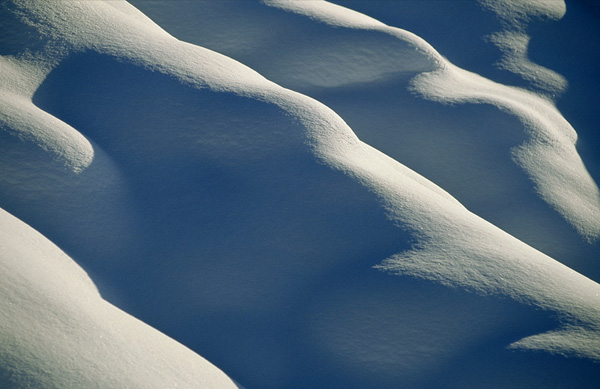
(0, 208, 237, 388)
(131, 0, 600, 281)
(1, 0, 599, 388)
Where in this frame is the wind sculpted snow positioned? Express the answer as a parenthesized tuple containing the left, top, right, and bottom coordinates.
(0, 208, 238, 389)
(1, 0, 600, 388)
(130, 0, 600, 281)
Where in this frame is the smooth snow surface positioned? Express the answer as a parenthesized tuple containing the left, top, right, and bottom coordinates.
(0, 209, 237, 388)
(1, 0, 600, 388)
(130, 0, 600, 281)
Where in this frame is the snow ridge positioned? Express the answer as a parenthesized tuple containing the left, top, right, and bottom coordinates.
(411, 62, 600, 241)
(1, 0, 599, 387)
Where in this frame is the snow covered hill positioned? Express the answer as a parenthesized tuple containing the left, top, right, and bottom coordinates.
(1, 0, 599, 387)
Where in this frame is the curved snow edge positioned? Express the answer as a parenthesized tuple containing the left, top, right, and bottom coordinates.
(410, 62, 600, 241)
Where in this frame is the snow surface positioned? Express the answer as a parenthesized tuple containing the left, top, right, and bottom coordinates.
(1, 0, 600, 387)
(0, 208, 237, 388)
(129, 0, 600, 281)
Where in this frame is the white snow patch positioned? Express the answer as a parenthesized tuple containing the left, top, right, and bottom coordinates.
(487, 30, 568, 97)
(478, 0, 566, 24)
(478, 0, 568, 97)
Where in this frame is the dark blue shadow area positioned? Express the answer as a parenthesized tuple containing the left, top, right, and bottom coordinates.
(441, 343, 600, 389)
(289, 272, 565, 389)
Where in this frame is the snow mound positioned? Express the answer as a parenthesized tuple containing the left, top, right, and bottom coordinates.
(2, 0, 600, 387)
(0, 208, 237, 388)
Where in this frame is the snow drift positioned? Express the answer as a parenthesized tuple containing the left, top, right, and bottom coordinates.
(0, 208, 237, 388)
(130, 0, 600, 280)
(1, 0, 599, 387)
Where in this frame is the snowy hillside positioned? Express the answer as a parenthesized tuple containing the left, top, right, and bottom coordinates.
(1, 0, 599, 388)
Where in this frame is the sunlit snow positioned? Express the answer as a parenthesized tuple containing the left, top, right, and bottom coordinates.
(1, 0, 599, 388)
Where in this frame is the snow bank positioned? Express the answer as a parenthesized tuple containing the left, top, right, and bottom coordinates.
(2, 0, 600, 387)
(0, 208, 237, 388)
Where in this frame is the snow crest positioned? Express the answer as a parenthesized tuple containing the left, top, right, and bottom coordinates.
(1, 0, 600, 387)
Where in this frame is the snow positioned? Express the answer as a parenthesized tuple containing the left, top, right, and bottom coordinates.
(1, 0, 600, 387)
(134, 0, 600, 280)
(0, 208, 237, 388)
(478, 0, 566, 23)
(486, 30, 568, 96)
(0, 57, 93, 173)
(411, 61, 600, 242)
(126, 0, 443, 90)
